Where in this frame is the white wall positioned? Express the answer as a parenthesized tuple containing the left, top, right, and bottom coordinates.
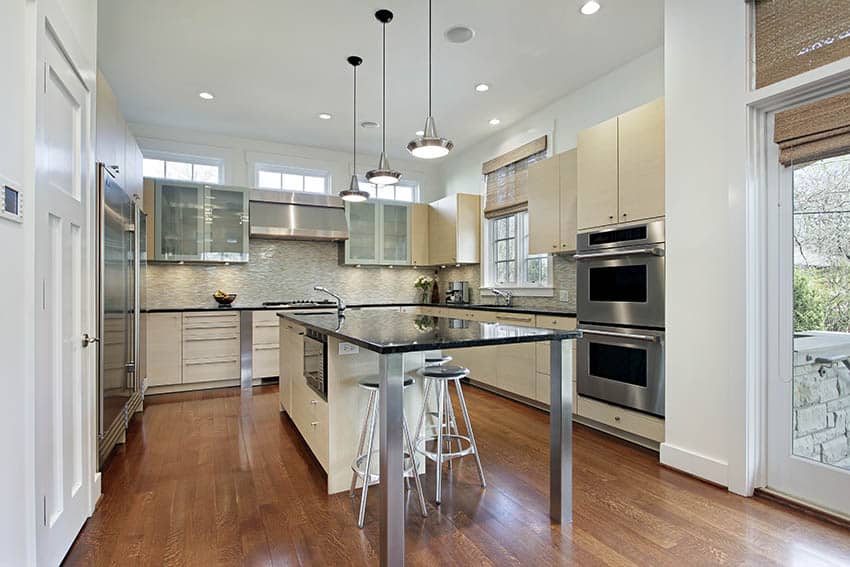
(127, 122, 444, 203)
(440, 47, 664, 197)
(662, 0, 748, 489)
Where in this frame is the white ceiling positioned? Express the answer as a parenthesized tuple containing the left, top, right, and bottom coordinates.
(98, 0, 663, 159)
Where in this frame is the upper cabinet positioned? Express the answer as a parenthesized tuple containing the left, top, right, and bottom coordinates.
(344, 201, 411, 265)
(428, 193, 480, 265)
(409, 203, 430, 267)
(577, 97, 665, 231)
(145, 178, 249, 263)
(528, 149, 578, 254)
(96, 69, 144, 200)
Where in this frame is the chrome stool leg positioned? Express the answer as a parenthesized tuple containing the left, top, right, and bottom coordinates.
(454, 378, 486, 488)
(403, 414, 428, 517)
(435, 379, 446, 504)
(351, 389, 377, 497)
(413, 377, 433, 452)
(357, 391, 379, 528)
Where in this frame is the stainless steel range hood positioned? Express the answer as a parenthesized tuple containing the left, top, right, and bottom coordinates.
(249, 189, 349, 241)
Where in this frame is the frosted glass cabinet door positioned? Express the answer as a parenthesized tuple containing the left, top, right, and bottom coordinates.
(155, 181, 205, 261)
(346, 202, 379, 263)
(382, 203, 410, 264)
(204, 186, 249, 262)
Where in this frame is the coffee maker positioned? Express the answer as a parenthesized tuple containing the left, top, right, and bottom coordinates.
(446, 281, 470, 304)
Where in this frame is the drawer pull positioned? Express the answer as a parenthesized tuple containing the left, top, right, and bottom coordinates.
(614, 416, 621, 422)
(185, 358, 239, 366)
(496, 315, 533, 323)
(310, 400, 318, 405)
(254, 344, 279, 351)
(311, 421, 319, 427)
(185, 336, 238, 342)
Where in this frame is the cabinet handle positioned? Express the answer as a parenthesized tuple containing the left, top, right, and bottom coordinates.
(608, 215, 614, 220)
(310, 400, 318, 405)
(311, 421, 319, 427)
(622, 213, 628, 218)
(184, 336, 238, 342)
(614, 416, 621, 422)
(496, 315, 533, 323)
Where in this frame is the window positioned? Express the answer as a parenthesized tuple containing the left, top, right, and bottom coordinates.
(485, 211, 550, 288)
(143, 157, 221, 183)
(357, 178, 418, 202)
(254, 164, 330, 193)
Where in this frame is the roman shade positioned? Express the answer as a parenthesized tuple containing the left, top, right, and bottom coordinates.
(754, 0, 850, 89)
(482, 136, 547, 218)
(774, 91, 850, 165)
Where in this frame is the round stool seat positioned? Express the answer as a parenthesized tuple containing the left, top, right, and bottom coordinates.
(357, 376, 414, 390)
(418, 365, 469, 380)
(425, 355, 453, 367)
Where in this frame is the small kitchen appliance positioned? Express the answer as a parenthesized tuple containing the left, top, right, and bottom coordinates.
(445, 281, 470, 304)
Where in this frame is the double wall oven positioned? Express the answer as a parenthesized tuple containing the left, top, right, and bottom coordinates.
(575, 220, 665, 417)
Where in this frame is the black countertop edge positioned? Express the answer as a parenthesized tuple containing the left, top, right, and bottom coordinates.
(143, 303, 577, 317)
(276, 312, 581, 355)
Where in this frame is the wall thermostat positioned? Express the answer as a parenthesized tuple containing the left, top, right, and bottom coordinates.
(1, 183, 23, 223)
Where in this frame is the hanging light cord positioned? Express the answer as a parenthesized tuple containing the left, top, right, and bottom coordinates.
(382, 20, 387, 154)
(428, 0, 432, 118)
(353, 63, 357, 173)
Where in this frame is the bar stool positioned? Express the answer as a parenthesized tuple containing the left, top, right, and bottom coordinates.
(349, 376, 427, 528)
(414, 365, 486, 505)
(416, 356, 461, 447)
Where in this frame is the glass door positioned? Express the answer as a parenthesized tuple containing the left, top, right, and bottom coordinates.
(767, 152, 850, 519)
(204, 185, 249, 262)
(154, 180, 204, 261)
(346, 201, 379, 264)
(381, 203, 410, 264)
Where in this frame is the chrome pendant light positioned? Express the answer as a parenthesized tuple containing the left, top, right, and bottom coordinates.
(407, 0, 454, 159)
(339, 56, 370, 202)
(366, 9, 402, 186)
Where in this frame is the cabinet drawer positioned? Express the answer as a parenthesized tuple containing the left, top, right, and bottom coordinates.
(253, 310, 280, 326)
(493, 312, 536, 327)
(535, 371, 578, 406)
(183, 335, 240, 360)
(576, 396, 665, 442)
(400, 306, 424, 314)
(252, 344, 279, 378)
(182, 311, 240, 329)
(253, 325, 279, 345)
(182, 357, 240, 383)
(534, 315, 576, 331)
(457, 310, 498, 323)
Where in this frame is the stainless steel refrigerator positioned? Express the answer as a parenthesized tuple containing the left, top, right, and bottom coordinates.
(97, 164, 144, 465)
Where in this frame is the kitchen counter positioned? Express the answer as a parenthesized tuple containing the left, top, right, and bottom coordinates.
(145, 302, 577, 317)
(278, 309, 580, 354)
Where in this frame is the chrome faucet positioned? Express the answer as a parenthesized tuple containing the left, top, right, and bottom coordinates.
(491, 288, 513, 307)
(314, 286, 346, 312)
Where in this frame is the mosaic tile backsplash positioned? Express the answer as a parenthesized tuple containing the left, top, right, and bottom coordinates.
(145, 239, 577, 311)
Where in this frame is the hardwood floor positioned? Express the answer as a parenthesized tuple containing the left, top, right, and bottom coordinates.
(65, 385, 850, 566)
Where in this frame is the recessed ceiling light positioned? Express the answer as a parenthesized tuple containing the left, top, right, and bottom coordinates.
(580, 1, 601, 15)
(318, 113, 333, 120)
(474, 83, 490, 93)
(415, 130, 425, 136)
(198, 91, 214, 100)
(361, 121, 381, 129)
(444, 25, 475, 44)
(489, 118, 501, 126)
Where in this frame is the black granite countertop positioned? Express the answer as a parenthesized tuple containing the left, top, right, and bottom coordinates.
(144, 303, 576, 317)
(278, 310, 581, 355)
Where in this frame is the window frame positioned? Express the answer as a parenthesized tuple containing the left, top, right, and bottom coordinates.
(482, 210, 553, 294)
(253, 163, 331, 194)
(142, 151, 224, 184)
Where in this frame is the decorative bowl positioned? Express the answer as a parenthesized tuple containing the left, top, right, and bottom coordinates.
(213, 293, 237, 306)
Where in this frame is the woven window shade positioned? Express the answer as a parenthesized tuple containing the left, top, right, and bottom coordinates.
(754, 0, 850, 89)
(774, 91, 850, 165)
(482, 136, 547, 218)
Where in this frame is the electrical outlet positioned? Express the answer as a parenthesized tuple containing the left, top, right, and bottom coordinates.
(339, 342, 359, 355)
(559, 290, 570, 303)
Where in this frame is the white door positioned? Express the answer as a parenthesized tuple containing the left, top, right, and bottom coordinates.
(35, 20, 95, 565)
(766, 148, 850, 520)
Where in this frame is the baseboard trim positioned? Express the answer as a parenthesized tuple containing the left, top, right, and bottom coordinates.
(756, 488, 850, 527)
(660, 442, 728, 487)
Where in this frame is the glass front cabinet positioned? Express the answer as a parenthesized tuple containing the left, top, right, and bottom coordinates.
(344, 201, 411, 265)
(153, 180, 249, 263)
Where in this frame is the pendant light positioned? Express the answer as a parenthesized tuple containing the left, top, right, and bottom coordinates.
(366, 9, 402, 186)
(339, 56, 370, 203)
(407, 0, 454, 159)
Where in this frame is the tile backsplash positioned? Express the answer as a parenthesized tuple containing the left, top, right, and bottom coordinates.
(145, 239, 577, 311)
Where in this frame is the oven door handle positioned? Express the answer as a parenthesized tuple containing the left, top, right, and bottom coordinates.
(579, 329, 660, 342)
(573, 247, 665, 260)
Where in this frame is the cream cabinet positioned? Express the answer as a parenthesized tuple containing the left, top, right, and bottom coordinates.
(528, 149, 578, 254)
(279, 320, 304, 414)
(577, 97, 665, 230)
(252, 311, 280, 379)
(181, 312, 241, 384)
(145, 313, 182, 387)
(428, 193, 481, 265)
(97, 69, 144, 200)
(410, 203, 430, 266)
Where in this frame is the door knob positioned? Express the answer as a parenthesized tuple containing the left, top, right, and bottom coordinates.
(81, 333, 100, 347)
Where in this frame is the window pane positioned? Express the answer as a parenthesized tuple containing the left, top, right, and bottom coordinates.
(395, 185, 414, 202)
(143, 158, 164, 178)
(496, 262, 509, 282)
(494, 218, 507, 239)
(527, 256, 548, 284)
(377, 185, 395, 200)
(282, 173, 303, 191)
(358, 182, 376, 198)
(304, 176, 326, 193)
(507, 215, 517, 238)
(257, 170, 281, 189)
(193, 164, 220, 183)
(165, 161, 192, 181)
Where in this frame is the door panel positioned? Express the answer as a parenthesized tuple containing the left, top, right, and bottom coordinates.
(527, 156, 560, 254)
(577, 117, 619, 229)
(36, 23, 93, 566)
(618, 98, 665, 223)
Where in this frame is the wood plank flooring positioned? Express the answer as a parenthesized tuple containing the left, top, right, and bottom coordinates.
(64, 384, 850, 566)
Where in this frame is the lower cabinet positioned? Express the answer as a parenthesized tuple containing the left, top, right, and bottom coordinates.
(145, 313, 182, 388)
(278, 321, 303, 414)
(253, 310, 280, 379)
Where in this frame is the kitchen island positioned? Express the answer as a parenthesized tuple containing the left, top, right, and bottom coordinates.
(278, 307, 581, 567)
